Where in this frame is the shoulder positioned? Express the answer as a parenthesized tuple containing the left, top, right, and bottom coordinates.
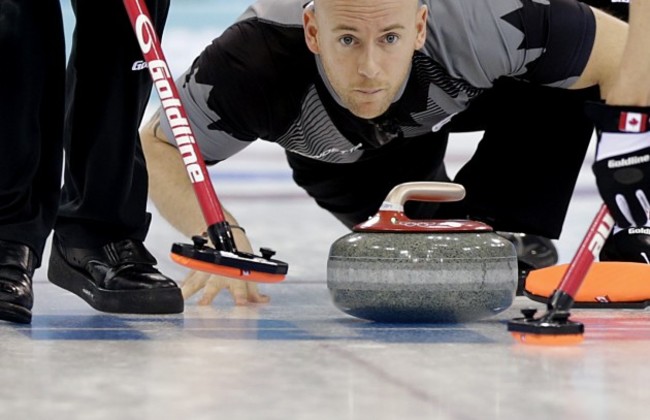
(194, 0, 311, 90)
(421, 0, 596, 87)
(187, 17, 317, 140)
(236, 0, 308, 26)
(198, 17, 310, 80)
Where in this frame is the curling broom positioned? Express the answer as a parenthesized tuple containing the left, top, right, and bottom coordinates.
(123, 0, 288, 282)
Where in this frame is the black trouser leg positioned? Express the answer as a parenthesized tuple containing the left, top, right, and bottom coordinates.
(439, 78, 601, 239)
(0, 0, 65, 263)
(55, 0, 170, 248)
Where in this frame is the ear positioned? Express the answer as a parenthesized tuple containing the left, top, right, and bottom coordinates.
(414, 5, 428, 50)
(303, 7, 320, 54)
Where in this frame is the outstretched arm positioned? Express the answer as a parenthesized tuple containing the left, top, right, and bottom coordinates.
(141, 112, 270, 305)
(604, 0, 650, 106)
(572, 2, 650, 103)
(570, 7, 628, 95)
(580, 1, 650, 241)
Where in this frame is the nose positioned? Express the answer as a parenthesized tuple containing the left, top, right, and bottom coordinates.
(358, 45, 380, 79)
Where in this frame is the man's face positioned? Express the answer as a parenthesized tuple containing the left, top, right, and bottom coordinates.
(304, 0, 427, 119)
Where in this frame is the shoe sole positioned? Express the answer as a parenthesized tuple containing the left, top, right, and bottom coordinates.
(0, 302, 31, 324)
(48, 243, 183, 315)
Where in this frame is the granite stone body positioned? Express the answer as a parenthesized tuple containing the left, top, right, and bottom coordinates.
(327, 231, 518, 323)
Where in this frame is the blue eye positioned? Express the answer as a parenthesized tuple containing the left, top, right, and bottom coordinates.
(339, 36, 355, 46)
(385, 34, 399, 44)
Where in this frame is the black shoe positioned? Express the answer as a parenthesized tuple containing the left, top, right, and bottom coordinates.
(599, 226, 650, 263)
(496, 232, 559, 296)
(0, 240, 36, 324)
(48, 236, 183, 314)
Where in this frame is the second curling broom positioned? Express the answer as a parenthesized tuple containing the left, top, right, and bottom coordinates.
(507, 204, 615, 345)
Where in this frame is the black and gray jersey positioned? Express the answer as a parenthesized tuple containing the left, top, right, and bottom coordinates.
(158, 0, 595, 164)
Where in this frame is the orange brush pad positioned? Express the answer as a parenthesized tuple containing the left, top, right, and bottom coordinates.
(170, 253, 286, 283)
(510, 331, 584, 346)
(525, 262, 650, 307)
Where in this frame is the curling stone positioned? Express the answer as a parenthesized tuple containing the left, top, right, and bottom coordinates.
(327, 182, 518, 323)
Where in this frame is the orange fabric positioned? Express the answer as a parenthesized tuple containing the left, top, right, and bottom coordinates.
(525, 262, 650, 304)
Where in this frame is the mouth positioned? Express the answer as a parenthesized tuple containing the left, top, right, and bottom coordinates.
(354, 88, 384, 96)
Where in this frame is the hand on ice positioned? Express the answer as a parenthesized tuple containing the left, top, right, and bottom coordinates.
(181, 269, 270, 306)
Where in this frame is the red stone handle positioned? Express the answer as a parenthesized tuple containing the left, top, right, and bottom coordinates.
(354, 182, 491, 232)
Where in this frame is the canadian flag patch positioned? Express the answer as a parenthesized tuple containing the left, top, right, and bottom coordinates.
(619, 112, 648, 133)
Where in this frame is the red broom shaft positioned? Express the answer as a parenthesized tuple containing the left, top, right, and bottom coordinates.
(123, 0, 226, 226)
(558, 203, 615, 297)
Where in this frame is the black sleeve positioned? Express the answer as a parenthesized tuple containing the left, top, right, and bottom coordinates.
(515, 0, 596, 86)
(191, 19, 313, 142)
